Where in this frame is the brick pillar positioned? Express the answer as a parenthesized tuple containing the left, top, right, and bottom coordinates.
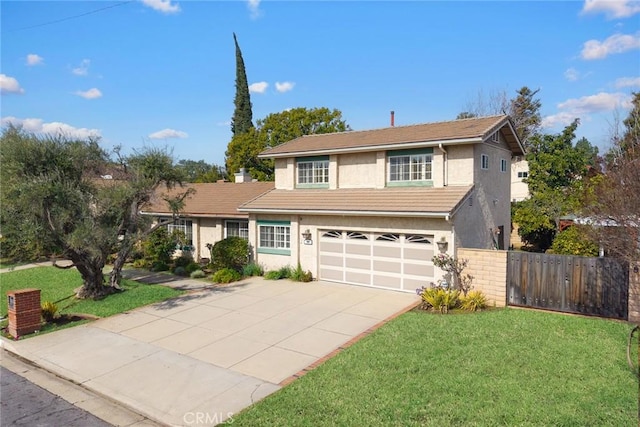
(7, 289, 41, 338)
(628, 263, 640, 324)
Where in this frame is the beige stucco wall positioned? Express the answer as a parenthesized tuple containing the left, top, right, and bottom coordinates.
(446, 145, 474, 186)
(629, 263, 640, 323)
(274, 158, 294, 190)
(337, 152, 378, 188)
(457, 248, 507, 307)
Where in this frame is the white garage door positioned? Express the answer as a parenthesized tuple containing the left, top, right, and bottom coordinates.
(319, 230, 435, 292)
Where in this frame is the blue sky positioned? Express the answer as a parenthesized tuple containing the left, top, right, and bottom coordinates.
(2, 1, 639, 167)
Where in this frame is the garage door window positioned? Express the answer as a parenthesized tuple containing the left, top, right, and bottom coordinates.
(406, 234, 432, 244)
(258, 221, 291, 255)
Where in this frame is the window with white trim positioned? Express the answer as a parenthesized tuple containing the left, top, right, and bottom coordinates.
(500, 158, 507, 173)
(166, 218, 193, 246)
(225, 220, 248, 240)
(258, 222, 290, 252)
(297, 157, 329, 186)
(388, 149, 433, 183)
(517, 171, 528, 178)
(481, 154, 489, 170)
(491, 131, 500, 143)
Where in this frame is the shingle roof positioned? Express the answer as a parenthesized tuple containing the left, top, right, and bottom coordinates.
(143, 182, 274, 218)
(260, 115, 523, 158)
(239, 186, 473, 217)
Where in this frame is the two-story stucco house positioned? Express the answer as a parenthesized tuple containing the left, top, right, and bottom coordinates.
(239, 115, 524, 292)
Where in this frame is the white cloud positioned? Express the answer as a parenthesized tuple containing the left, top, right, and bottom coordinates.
(0, 74, 25, 94)
(581, 32, 640, 60)
(247, 0, 262, 19)
(75, 88, 102, 99)
(148, 128, 188, 139)
(614, 76, 640, 88)
(582, 0, 640, 19)
(275, 81, 295, 93)
(1, 116, 101, 139)
(72, 59, 91, 76)
(542, 92, 632, 128)
(26, 54, 44, 66)
(564, 68, 579, 82)
(141, 0, 180, 14)
(249, 81, 268, 94)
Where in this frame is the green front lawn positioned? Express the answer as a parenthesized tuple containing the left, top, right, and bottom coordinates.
(1, 267, 183, 328)
(229, 309, 638, 426)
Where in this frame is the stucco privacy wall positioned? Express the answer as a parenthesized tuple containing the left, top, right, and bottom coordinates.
(457, 248, 507, 307)
(629, 264, 640, 323)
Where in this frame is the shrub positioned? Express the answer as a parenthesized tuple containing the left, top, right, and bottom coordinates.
(151, 260, 169, 272)
(432, 253, 474, 296)
(132, 259, 150, 269)
(417, 287, 460, 314)
(290, 263, 313, 282)
(185, 262, 200, 274)
(143, 228, 179, 266)
(243, 263, 264, 277)
(41, 301, 59, 322)
(548, 226, 599, 256)
(209, 237, 249, 273)
(264, 266, 292, 280)
(212, 268, 242, 284)
(173, 255, 194, 269)
(173, 266, 188, 277)
(460, 290, 488, 312)
(190, 269, 206, 279)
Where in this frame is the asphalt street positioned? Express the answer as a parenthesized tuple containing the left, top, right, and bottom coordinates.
(0, 367, 112, 427)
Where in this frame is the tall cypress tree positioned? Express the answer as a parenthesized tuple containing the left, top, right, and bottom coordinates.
(231, 33, 253, 136)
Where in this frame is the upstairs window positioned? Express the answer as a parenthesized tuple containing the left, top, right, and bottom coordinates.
(387, 148, 433, 185)
(501, 159, 508, 173)
(481, 154, 489, 170)
(517, 171, 529, 178)
(297, 156, 329, 187)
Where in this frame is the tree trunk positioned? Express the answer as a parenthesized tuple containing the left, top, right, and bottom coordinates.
(108, 246, 130, 289)
(69, 252, 117, 300)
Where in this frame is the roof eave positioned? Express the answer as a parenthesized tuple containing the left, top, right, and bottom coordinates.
(237, 207, 451, 218)
(259, 137, 482, 159)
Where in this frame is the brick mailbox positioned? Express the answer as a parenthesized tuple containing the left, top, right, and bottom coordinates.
(7, 289, 41, 338)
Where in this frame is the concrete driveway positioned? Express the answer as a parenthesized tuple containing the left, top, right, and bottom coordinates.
(2, 277, 419, 426)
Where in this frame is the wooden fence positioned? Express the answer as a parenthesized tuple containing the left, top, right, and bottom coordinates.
(507, 252, 629, 320)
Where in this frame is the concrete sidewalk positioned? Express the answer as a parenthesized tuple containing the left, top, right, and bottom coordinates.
(1, 276, 419, 426)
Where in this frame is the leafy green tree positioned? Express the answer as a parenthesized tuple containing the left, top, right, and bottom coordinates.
(512, 120, 597, 251)
(0, 126, 192, 299)
(548, 226, 598, 256)
(231, 33, 253, 136)
(225, 107, 350, 181)
(176, 159, 226, 182)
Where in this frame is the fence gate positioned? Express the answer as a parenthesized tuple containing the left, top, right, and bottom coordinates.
(507, 252, 629, 320)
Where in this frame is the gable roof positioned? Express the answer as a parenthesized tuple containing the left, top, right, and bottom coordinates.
(239, 185, 473, 218)
(142, 181, 274, 219)
(259, 115, 524, 158)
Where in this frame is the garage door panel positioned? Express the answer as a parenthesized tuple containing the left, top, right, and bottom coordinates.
(404, 263, 434, 277)
(404, 247, 433, 260)
(345, 257, 371, 269)
(320, 255, 343, 267)
(373, 246, 401, 257)
(345, 244, 371, 256)
(403, 277, 427, 290)
(320, 242, 343, 252)
(373, 274, 402, 289)
(346, 271, 371, 285)
(373, 260, 402, 274)
(321, 269, 344, 281)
